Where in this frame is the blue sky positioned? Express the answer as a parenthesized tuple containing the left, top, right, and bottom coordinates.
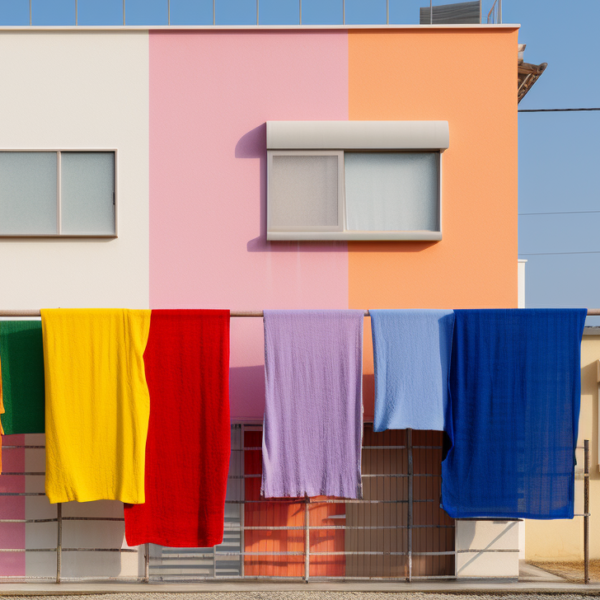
(0, 1, 598, 316)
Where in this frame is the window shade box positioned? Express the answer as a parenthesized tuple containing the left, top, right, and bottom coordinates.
(266, 121, 447, 242)
(267, 121, 449, 151)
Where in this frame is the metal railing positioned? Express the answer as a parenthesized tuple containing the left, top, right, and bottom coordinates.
(0, 425, 456, 582)
(149, 425, 456, 582)
(487, 0, 502, 24)
(10, 1, 501, 28)
(3, 428, 586, 583)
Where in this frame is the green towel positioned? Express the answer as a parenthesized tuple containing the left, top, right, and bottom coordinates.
(0, 321, 45, 434)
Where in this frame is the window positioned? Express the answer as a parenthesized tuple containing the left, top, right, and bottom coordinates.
(266, 121, 448, 241)
(0, 151, 116, 237)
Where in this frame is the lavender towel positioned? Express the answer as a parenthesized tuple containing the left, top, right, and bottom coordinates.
(262, 310, 364, 499)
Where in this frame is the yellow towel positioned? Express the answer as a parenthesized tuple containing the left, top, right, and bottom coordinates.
(41, 309, 151, 504)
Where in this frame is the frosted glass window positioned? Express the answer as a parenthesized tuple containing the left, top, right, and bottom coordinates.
(0, 152, 57, 235)
(61, 152, 115, 235)
(345, 153, 439, 232)
(269, 155, 339, 229)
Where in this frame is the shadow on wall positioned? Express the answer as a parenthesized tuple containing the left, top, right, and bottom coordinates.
(229, 364, 266, 419)
(456, 520, 519, 576)
(229, 367, 375, 422)
(236, 124, 269, 253)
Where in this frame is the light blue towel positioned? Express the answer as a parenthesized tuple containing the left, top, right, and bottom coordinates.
(371, 309, 455, 432)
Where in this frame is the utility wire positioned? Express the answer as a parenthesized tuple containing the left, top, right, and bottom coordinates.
(519, 251, 600, 256)
(519, 108, 600, 112)
(519, 210, 600, 216)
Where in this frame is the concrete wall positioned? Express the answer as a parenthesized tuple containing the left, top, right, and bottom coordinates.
(525, 334, 598, 562)
(0, 31, 150, 309)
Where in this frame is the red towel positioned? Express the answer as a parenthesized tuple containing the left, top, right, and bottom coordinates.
(124, 310, 230, 547)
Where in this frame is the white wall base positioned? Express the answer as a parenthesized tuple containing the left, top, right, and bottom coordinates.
(455, 520, 520, 578)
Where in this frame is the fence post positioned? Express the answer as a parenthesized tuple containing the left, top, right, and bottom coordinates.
(584, 439, 590, 584)
(407, 428, 413, 582)
(56, 503, 62, 584)
(144, 543, 150, 582)
(304, 497, 310, 582)
(240, 424, 245, 577)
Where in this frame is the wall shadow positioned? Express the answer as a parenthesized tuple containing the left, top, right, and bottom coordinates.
(229, 364, 266, 419)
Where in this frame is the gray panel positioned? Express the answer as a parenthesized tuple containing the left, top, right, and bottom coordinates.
(61, 152, 115, 235)
(345, 152, 440, 232)
(267, 121, 449, 151)
(420, 1, 481, 24)
(269, 155, 339, 228)
(0, 152, 57, 235)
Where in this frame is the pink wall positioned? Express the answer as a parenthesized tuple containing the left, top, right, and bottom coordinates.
(0, 437, 25, 576)
(149, 31, 349, 419)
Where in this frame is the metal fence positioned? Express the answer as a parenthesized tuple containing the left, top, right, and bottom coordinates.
(0, 424, 455, 582)
(149, 424, 455, 582)
(1, 427, 593, 583)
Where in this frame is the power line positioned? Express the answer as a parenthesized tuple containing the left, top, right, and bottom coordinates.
(519, 108, 600, 112)
(519, 251, 600, 256)
(519, 210, 600, 216)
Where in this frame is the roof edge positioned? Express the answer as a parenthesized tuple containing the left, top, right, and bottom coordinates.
(0, 24, 520, 32)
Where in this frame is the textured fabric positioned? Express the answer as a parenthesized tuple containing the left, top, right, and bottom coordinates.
(0, 321, 45, 435)
(262, 310, 364, 499)
(371, 309, 454, 432)
(41, 309, 151, 504)
(442, 308, 587, 520)
(125, 310, 231, 547)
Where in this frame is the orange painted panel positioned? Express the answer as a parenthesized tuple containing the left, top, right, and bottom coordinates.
(244, 430, 305, 577)
(348, 29, 520, 416)
(243, 430, 346, 578)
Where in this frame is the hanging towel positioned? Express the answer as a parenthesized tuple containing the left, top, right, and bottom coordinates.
(371, 310, 454, 432)
(41, 309, 151, 504)
(0, 321, 45, 436)
(124, 310, 231, 547)
(442, 308, 587, 519)
(262, 310, 364, 499)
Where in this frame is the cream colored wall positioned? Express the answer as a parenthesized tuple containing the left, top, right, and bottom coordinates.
(0, 31, 150, 579)
(525, 335, 600, 561)
(0, 31, 149, 309)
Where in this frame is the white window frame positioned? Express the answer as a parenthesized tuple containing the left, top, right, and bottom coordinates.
(267, 150, 345, 234)
(0, 149, 118, 238)
(266, 121, 448, 242)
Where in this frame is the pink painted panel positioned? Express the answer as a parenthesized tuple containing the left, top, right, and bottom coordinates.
(0, 435, 25, 576)
(149, 31, 349, 419)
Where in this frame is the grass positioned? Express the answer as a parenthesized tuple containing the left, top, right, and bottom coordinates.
(529, 559, 600, 583)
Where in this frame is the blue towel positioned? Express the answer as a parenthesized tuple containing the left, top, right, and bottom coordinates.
(442, 308, 587, 520)
(371, 309, 455, 432)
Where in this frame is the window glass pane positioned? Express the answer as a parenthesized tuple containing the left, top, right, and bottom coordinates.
(0, 152, 57, 235)
(270, 155, 339, 229)
(61, 152, 115, 235)
(345, 152, 439, 232)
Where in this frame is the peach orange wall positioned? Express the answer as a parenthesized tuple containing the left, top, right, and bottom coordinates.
(149, 32, 349, 419)
(348, 29, 519, 415)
